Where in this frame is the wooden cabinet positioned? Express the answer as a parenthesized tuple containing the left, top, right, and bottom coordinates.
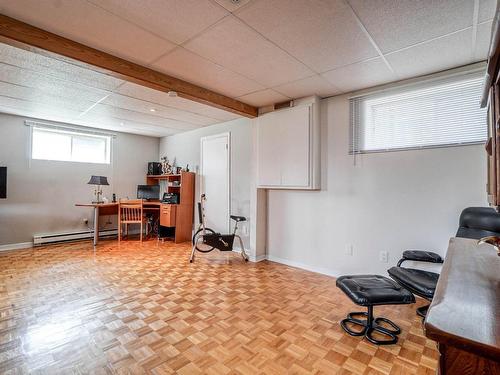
(483, 12, 500, 208)
(257, 96, 320, 190)
(146, 171, 195, 243)
(160, 204, 176, 227)
(425, 238, 500, 375)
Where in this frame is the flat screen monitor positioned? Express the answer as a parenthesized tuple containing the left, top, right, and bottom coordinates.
(137, 184, 159, 200)
(0, 167, 6, 199)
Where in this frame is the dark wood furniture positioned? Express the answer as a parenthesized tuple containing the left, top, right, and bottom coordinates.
(482, 6, 500, 207)
(424, 237, 500, 375)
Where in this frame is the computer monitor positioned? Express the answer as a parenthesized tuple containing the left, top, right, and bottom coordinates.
(137, 184, 160, 200)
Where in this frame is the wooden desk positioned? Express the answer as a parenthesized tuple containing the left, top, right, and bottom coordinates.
(75, 201, 162, 246)
(424, 237, 500, 374)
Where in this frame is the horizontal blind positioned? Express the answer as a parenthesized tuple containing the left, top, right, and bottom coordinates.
(350, 71, 487, 154)
(31, 124, 111, 164)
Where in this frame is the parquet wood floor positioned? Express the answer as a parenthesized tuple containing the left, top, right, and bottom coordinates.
(0, 240, 438, 374)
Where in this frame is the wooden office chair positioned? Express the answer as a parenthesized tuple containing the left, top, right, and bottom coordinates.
(118, 199, 145, 242)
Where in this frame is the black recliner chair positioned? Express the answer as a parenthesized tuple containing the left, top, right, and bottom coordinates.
(388, 207, 500, 317)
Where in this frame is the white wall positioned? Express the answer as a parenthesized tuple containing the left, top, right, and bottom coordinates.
(159, 118, 253, 250)
(266, 94, 488, 275)
(0, 113, 159, 246)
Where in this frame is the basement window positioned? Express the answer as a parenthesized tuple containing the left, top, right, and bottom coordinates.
(30, 123, 112, 164)
(349, 71, 487, 154)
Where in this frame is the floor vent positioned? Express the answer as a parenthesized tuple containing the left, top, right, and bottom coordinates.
(33, 229, 117, 246)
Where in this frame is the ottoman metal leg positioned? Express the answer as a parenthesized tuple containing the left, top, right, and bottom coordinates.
(341, 306, 401, 345)
(340, 312, 369, 336)
(416, 304, 430, 318)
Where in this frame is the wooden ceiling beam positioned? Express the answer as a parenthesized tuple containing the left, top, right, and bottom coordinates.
(0, 14, 258, 118)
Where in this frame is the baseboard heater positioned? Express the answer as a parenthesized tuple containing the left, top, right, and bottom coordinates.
(33, 229, 118, 246)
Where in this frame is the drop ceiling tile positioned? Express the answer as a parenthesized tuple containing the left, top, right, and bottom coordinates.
(213, 0, 254, 12)
(273, 75, 342, 99)
(236, 0, 378, 73)
(0, 0, 175, 65)
(321, 58, 396, 92)
(116, 82, 241, 122)
(103, 93, 218, 126)
(152, 47, 264, 97)
(475, 21, 493, 60)
(79, 114, 180, 136)
(347, 0, 474, 53)
(0, 43, 124, 91)
(87, 0, 228, 45)
(237, 89, 289, 107)
(85, 103, 203, 131)
(0, 96, 85, 119)
(184, 16, 314, 87)
(479, 0, 496, 22)
(386, 29, 473, 80)
(0, 63, 110, 104)
(0, 81, 99, 112)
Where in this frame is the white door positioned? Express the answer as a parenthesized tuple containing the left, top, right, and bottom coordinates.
(200, 133, 230, 233)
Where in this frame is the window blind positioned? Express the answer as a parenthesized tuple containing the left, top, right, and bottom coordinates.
(349, 71, 488, 154)
(29, 123, 112, 164)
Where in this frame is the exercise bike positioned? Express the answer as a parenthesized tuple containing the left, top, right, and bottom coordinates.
(190, 194, 249, 263)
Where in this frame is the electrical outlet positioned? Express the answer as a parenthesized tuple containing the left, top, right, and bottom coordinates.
(345, 244, 353, 256)
(379, 251, 389, 263)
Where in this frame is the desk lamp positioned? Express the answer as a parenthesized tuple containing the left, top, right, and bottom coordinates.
(87, 175, 109, 203)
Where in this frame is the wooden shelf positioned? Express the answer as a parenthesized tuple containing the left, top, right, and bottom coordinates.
(147, 174, 182, 179)
(145, 171, 195, 243)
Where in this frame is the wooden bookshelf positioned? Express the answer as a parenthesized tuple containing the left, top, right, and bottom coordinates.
(146, 171, 195, 243)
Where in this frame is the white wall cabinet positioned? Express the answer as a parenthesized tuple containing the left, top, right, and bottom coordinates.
(257, 97, 320, 190)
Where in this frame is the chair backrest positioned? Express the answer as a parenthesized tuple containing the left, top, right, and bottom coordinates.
(119, 199, 144, 222)
(456, 207, 500, 239)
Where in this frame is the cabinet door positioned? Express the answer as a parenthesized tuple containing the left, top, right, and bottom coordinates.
(487, 88, 497, 205)
(257, 111, 282, 186)
(160, 204, 176, 227)
(280, 105, 311, 187)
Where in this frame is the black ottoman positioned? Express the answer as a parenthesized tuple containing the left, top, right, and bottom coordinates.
(336, 275, 415, 345)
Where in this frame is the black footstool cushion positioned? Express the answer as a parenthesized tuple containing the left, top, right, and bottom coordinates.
(387, 267, 439, 300)
(336, 275, 415, 306)
(402, 250, 443, 263)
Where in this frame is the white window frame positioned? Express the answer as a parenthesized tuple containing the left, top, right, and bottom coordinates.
(349, 69, 488, 155)
(27, 121, 114, 164)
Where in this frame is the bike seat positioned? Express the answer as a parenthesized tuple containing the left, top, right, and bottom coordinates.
(230, 215, 246, 222)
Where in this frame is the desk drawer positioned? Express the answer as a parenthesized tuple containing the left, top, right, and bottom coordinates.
(160, 204, 176, 227)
